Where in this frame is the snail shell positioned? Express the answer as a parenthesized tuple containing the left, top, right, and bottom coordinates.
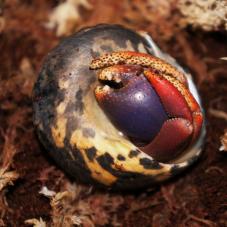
(33, 24, 205, 190)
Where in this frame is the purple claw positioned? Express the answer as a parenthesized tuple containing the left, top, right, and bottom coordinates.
(95, 65, 168, 145)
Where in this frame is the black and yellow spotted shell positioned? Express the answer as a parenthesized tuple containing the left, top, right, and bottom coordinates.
(33, 24, 205, 190)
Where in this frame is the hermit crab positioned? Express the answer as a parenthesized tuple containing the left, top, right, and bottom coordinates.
(33, 24, 205, 190)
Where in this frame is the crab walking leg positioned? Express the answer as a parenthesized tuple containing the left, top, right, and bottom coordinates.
(90, 51, 188, 86)
(144, 70, 203, 144)
(141, 118, 193, 162)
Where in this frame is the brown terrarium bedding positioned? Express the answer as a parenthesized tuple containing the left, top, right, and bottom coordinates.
(0, 0, 227, 226)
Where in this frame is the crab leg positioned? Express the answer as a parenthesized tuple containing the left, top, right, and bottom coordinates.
(144, 70, 203, 144)
(90, 51, 188, 86)
(141, 118, 193, 162)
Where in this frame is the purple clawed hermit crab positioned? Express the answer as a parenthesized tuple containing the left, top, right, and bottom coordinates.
(33, 24, 205, 190)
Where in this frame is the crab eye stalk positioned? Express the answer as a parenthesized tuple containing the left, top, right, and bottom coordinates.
(91, 51, 203, 162)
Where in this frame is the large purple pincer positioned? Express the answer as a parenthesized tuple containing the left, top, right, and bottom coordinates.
(95, 65, 168, 146)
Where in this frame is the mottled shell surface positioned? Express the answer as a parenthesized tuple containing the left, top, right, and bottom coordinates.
(33, 24, 205, 190)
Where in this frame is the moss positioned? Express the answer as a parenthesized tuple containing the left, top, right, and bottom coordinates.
(178, 0, 227, 31)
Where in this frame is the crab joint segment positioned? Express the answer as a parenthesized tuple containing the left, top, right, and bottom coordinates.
(144, 70, 203, 144)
